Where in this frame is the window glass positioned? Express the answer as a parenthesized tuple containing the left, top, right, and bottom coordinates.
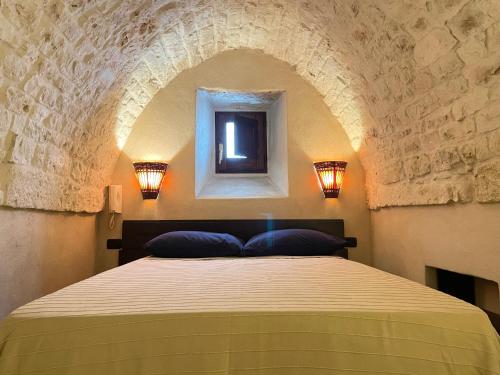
(215, 112, 267, 173)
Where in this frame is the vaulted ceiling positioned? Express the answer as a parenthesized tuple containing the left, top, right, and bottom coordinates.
(0, 0, 499, 212)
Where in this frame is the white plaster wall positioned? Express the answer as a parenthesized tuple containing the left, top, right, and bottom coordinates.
(371, 203, 500, 313)
(96, 50, 371, 272)
(0, 207, 96, 319)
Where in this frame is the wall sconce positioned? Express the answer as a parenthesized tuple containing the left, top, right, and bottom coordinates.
(314, 161, 347, 198)
(133, 162, 168, 199)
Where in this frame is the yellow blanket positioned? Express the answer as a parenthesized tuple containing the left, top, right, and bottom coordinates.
(1, 256, 499, 374)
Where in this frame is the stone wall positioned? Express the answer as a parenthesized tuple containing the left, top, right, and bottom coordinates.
(0, 0, 499, 212)
(363, 0, 500, 207)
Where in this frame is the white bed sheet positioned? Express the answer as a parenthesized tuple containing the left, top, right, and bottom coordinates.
(0, 256, 499, 374)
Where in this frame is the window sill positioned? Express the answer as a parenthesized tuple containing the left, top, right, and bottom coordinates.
(196, 176, 287, 199)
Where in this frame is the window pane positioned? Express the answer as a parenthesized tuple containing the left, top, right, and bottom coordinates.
(226, 122, 246, 159)
(215, 111, 267, 174)
(235, 114, 258, 159)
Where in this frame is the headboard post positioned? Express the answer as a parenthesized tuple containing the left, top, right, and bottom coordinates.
(119, 219, 349, 265)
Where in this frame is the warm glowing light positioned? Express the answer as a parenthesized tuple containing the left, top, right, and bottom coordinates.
(314, 161, 347, 198)
(133, 162, 168, 199)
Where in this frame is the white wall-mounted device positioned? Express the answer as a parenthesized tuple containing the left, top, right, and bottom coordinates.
(109, 185, 123, 214)
(108, 185, 122, 230)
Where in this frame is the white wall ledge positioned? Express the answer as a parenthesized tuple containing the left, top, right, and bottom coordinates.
(197, 176, 287, 199)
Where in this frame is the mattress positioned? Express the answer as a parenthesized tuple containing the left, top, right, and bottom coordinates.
(0, 256, 499, 374)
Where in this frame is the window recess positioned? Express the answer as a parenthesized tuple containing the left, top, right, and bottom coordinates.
(195, 88, 288, 199)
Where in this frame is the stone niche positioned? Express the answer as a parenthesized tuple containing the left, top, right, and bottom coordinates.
(195, 88, 288, 199)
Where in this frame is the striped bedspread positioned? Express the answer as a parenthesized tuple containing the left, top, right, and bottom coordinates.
(0, 256, 499, 374)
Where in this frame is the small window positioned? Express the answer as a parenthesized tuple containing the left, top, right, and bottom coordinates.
(215, 112, 267, 173)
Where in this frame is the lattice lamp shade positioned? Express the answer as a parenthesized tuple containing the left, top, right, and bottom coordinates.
(133, 162, 168, 200)
(314, 161, 347, 198)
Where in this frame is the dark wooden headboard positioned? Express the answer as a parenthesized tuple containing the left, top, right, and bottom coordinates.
(117, 219, 353, 265)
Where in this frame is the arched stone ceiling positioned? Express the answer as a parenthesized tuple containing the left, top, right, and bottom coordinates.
(0, 0, 499, 212)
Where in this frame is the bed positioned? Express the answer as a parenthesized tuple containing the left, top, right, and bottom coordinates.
(0, 220, 499, 375)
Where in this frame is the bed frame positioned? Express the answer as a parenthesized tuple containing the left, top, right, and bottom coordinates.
(113, 219, 355, 266)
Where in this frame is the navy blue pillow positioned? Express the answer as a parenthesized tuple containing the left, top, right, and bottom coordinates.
(243, 229, 346, 256)
(145, 231, 243, 258)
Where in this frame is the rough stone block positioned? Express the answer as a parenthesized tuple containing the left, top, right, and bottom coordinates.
(70, 159, 87, 184)
(430, 51, 464, 80)
(6, 87, 33, 115)
(421, 131, 441, 152)
(451, 86, 489, 120)
(414, 28, 457, 67)
(419, 106, 453, 132)
(2, 53, 30, 81)
(413, 68, 435, 95)
(405, 155, 431, 179)
(38, 86, 63, 112)
(401, 136, 422, 155)
(0, 106, 13, 133)
(31, 144, 46, 169)
(476, 99, 500, 132)
(45, 146, 69, 176)
(404, 12, 432, 40)
(9, 136, 36, 165)
(448, 0, 491, 41)
(425, 0, 470, 22)
(475, 159, 500, 202)
(379, 161, 404, 185)
(476, 133, 494, 161)
(432, 146, 462, 172)
(456, 37, 487, 65)
(406, 93, 440, 120)
(439, 117, 476, 140)
(434, 76, 469, 105)
(0, 132, 10, 160)
(467, 51, 500, 83)
(487, 128, 500, 154)
(486, 21, 500, 52)
(450, 176, 474, 203)
(490, 79, 500, 99)
(458, 142, 477, 165)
